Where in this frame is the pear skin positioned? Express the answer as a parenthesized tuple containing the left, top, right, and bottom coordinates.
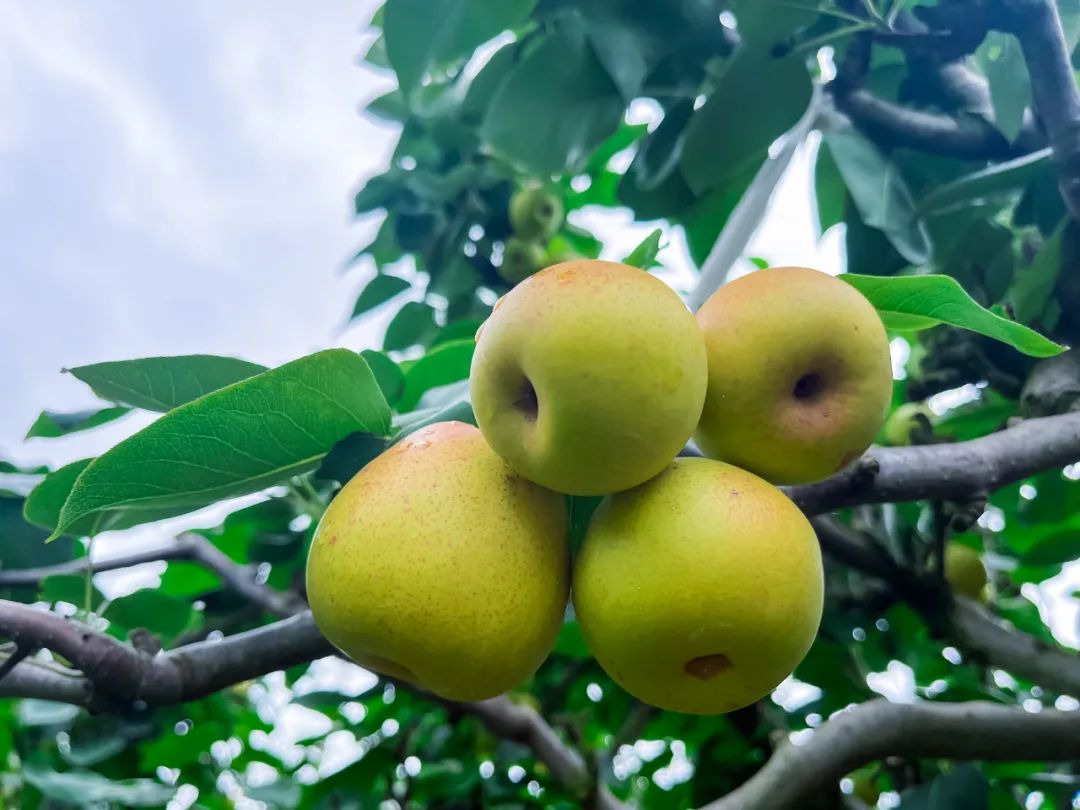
(306, 422, 569, 701)
(470, 260, 707, 496)
(696, 267, 892, 484)
(573, 457, 823, 714)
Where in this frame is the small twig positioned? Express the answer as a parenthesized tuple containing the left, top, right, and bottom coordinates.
(0, 533, 306, 620)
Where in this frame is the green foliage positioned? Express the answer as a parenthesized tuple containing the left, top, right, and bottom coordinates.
(842, 274, 1065, 356)
(5, 1, 1080, 808)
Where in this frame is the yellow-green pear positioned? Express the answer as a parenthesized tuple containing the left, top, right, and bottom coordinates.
(306, 421, 569, 701)
(509, 187, 564, 241)
(944, 541, 988, 600)
(498, 237, 547, 285)
(470, 259, 707, 496)
(573, 458, 824, 714)
(696, 266, 893, 484)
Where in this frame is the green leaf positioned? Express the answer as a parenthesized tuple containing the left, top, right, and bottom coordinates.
(384, 301, 440, 352)
(814, 141, 846, 234)
(622, 229, 663, 269)
(0, 498, 77, 602)
(104, 589, 194, 636)
(1019, 531, 1080, 567)
(158, 561, 222, 598)
(67, 355, 267, 413)
(481, 28, 624, 175)
(824, 129, 931, 264)
(397, 339, 475, 412)
(842, 274, 1065, 357)
(900, 763, 989, 810)
(51, 350, 391, 538)
(916, 148, 1051, 216)
(137, 721, 225, 771)
(730, 0, 818, 46)
(554, 619, 590, 659)
(384, 0, 536, 99)
(41, 574, 105, 611)
(1010, 226, 1062, 324)
(681, 49, 811, 195)
(25, 407, 130, 439)
(977, 32, 1031, 142)
(22, 764, 175, 807)
(315, 432, 389, 484)
(23, 459, 91, 531)
(351, 274, 412, 320)
(361, 350, 405, 406)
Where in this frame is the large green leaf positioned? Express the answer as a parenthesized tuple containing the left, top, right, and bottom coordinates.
(481, 28, 624, 175)
(22, 765, 175, 807)
(841, 274, 1064, 357)
(51, 350, 391, 539)
(25, 407, 130, 439)
(680, 48, 811, 195)
(67, 355, 267, 413)
(383, 0, 536, 99)
(824, 129, 931, 264)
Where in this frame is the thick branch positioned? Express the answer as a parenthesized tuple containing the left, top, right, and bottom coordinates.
(950, 596, 1080, 696)
(0, 603, 618, 807)
(994, 0, 1080, 217)
(702, 699, 1080, 810)
(833, 87, 1022, 159)
(787, 410, 1080, 515)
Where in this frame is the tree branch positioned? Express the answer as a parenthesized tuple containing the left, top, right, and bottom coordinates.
(701, 699, 1080, 810)
(0, 532, 306, 619)
(0, 603, 620, 807)
(786, 410, 1080, 515)
(949, 596, 1080, 697)
(993, 0, 1080, 217)
(813, 516, 1080, 697)
(833, 87, 1024, 159)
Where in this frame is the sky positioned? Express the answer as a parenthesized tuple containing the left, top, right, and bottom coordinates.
(1, 2, 1071, 663)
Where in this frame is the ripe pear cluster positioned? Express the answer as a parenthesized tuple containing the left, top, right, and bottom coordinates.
(307, 260, 894, 714)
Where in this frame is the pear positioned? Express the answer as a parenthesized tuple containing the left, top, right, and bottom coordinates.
(509, 187, 563, 241)
(573, 457, 823, 714)
(470, 259, 707, 496)
(944, 542, 988, 601)
(696, 266, 893, 484)
(306, 421, 569, 701)
(499, 237, 547, 285)
(881, 402, 933, 446)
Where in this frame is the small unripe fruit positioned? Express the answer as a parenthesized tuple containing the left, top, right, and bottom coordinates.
(944, 542, 988, 600)
(882, 402, 933, 446)
(509, 187, 564, 241)
(498, 237, 547, 285)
